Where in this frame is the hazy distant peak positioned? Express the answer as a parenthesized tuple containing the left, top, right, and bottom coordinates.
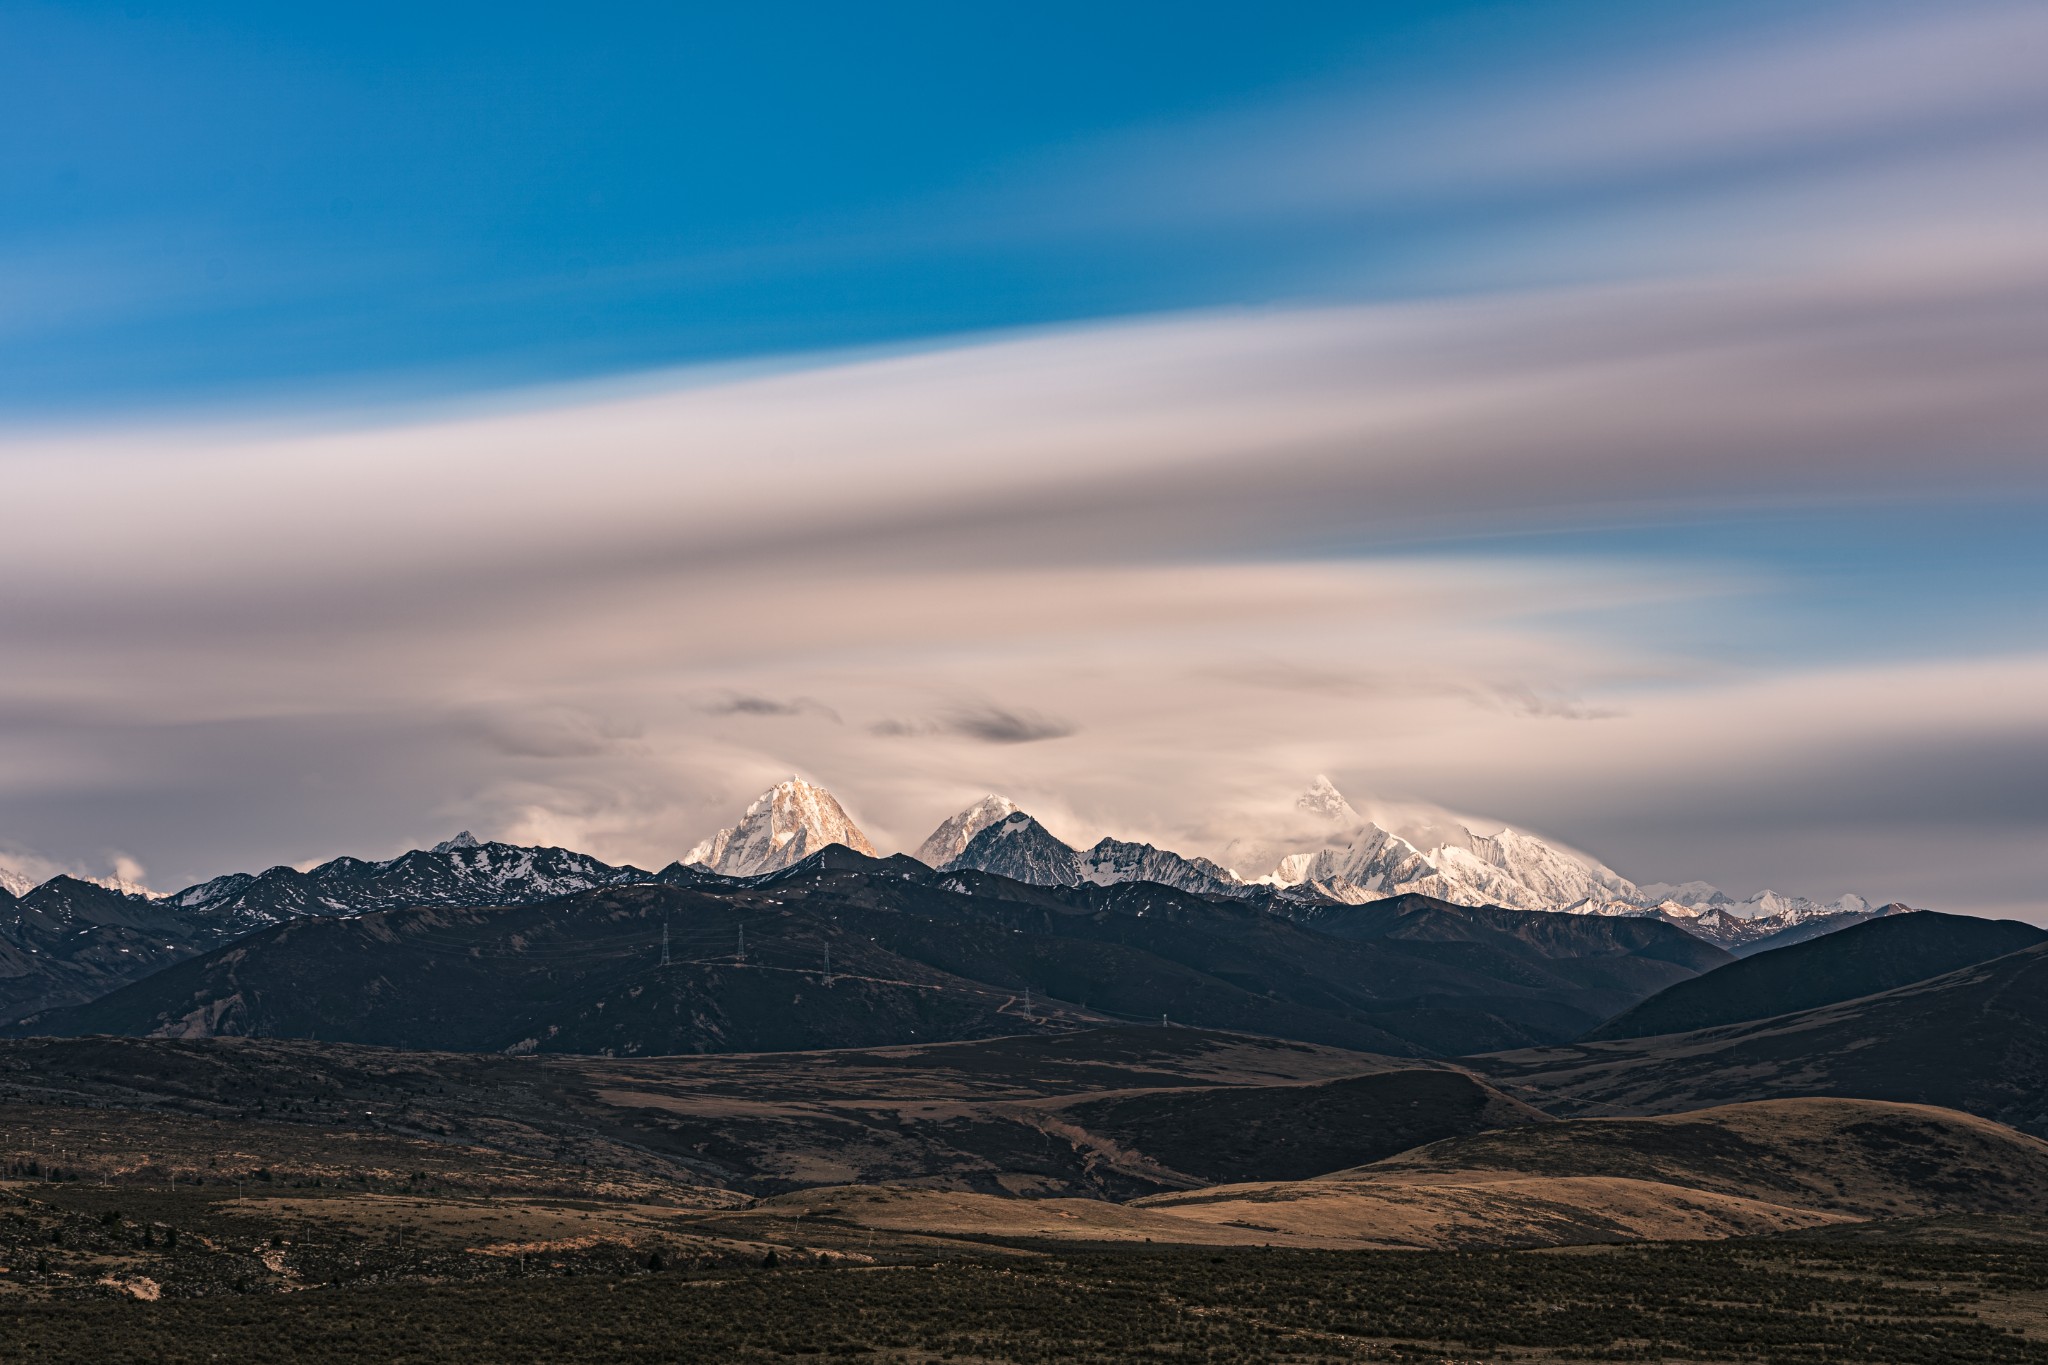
(1297, 775, 1358, 822)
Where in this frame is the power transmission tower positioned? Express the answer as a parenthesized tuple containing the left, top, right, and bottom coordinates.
(822, 942, 831, 985)
(659, 916, 671, 968)
(1023, 986, 1033, 1020)
(736, 924, 747, 965)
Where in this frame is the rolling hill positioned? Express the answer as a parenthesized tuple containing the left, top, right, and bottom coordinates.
(1122, 1098, 2048, 1249)
(1055, 1068, 1551, 1184)
(1472, 940, 2048, 1137)
(0, 1028, 1511, 1198)
(1585, 909, 2047, 1040)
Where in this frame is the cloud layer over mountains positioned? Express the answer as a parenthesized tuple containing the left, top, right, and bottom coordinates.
(0, 5, 2044, 918)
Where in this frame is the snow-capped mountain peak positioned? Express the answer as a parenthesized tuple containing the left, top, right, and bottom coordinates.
(1261, 781, 1636, 913)
(942, 810, 1081, 886)
(684, 777, 878, 877)
(432, 831, 482, 854)
(0, 863, 39, 897)
(914, 796, 1019, 868)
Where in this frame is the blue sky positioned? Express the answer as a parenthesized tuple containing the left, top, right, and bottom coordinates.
(4, 0, 1844, 410)
(1, 2, 2045, 912)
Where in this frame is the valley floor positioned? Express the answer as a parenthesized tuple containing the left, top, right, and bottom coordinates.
(1, 1226, 2045, 1363)
(2, 1169, 2048, 1363)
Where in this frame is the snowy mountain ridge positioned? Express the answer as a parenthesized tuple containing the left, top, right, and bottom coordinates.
(167, 834, 657, 934)
(912, 777, 1879, 953)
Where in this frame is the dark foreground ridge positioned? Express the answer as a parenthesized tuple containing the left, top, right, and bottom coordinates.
(1586, 909, 2048, 1041)
(1477, 939, 2048, 1137)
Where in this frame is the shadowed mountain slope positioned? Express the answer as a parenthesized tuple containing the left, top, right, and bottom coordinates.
(1472, 941, 2048, 1137)
(1058, 1068, 1551, 1184)
(1586, 909, 2047, 1041)
(1273, 893, 1730, 1014)
(0, 877, 253, 1019)
(0, 1029, 1478, 1198)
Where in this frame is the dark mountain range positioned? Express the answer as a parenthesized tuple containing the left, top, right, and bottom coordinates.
(1586, 910, 2048, 1040)
(1473, 940, 2048, 1137)
(0, 876, 255, 1019)
(0, 836, 725, 1024)
(5, 850, 1738, 1057)
(1272, 893, 1731, 1013)
(163, 832, 694, 933)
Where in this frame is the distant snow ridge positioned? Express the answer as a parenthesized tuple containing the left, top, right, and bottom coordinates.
(1077, 838, 1242, 897)
(1264, 792, 1636, 913)
(1252, 777, 1872, 949)
(935, 805, 1245, 898)
(913, 795, 1018, 868)
(0, 863, 37, 898)
(685, 778, 878, 877)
